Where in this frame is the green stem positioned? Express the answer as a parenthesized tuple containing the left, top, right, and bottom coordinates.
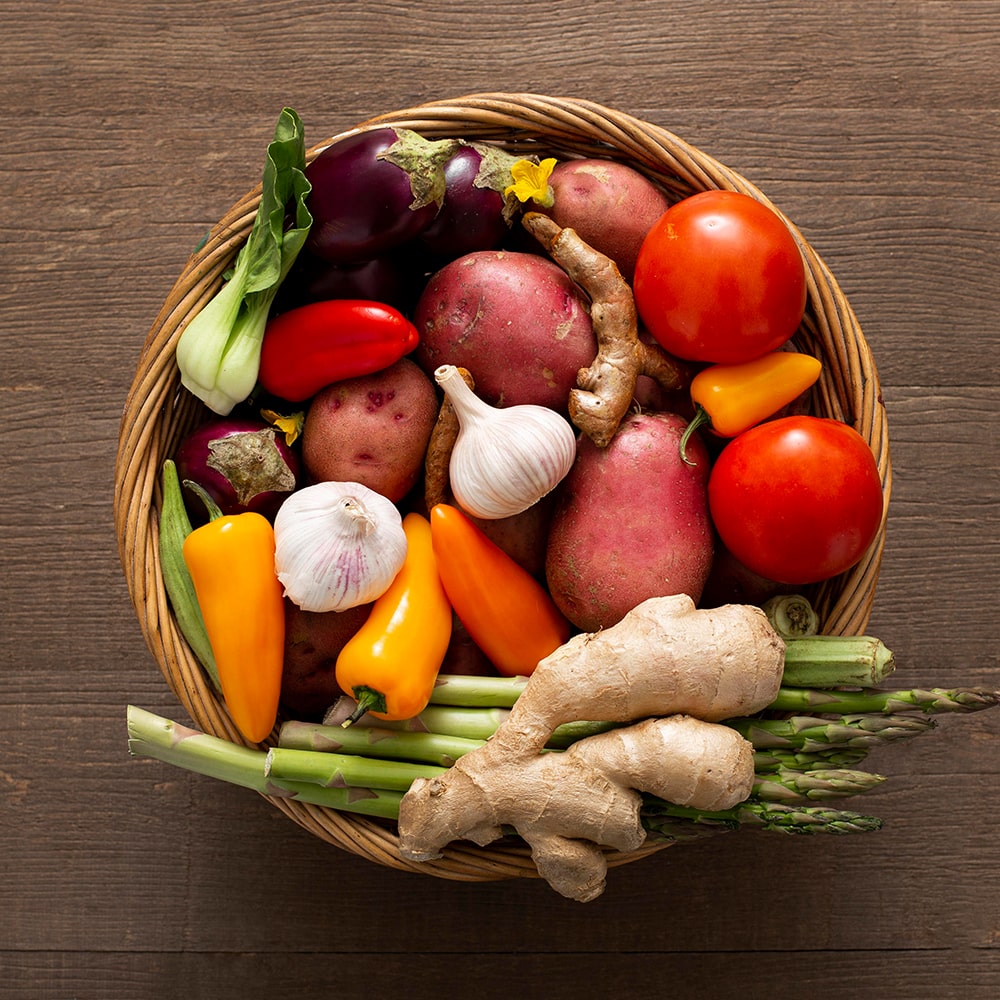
(342, 686, 387, 728)
(679, 405, 712, 466)
(762, 593, 820, 639)
(182, 479, 224, 522)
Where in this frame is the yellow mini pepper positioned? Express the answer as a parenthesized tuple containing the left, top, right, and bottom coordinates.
(336, 512, 453, 727)
(182, 481, 285, 743)
(680, 350, 823, 463)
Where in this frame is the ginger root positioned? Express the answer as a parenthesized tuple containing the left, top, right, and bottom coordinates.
(493, 594, 785, 754)
(522, 211, 689, 448)
(399, 714, 755, 902)
(424, 366, 475, 509)
(397, 595, 785, 901)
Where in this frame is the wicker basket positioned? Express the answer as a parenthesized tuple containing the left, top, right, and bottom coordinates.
(114, 93, 892, 884)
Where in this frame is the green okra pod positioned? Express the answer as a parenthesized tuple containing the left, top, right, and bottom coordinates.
(158, 459, 220, 689)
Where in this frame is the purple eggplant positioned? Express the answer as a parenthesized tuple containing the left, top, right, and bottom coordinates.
(274, 247, 427, 317)
(416, 145, 509, 261)
(175, 418, 300, 524)
(305, 127, 452, 265)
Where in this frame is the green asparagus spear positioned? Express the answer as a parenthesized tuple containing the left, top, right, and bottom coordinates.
(126, 706, 402, 818)
(769, 686, 1000, 716)
(728, 713, 935, 751)
(264, 746, 442, 791)
(279, 718, 487, 766)
(415, 636, 896, 712)
(323, 697, 514, 741)
(128, 707, 887, 836)
(751, 747, 871, 772)
(752, 767, 885, 803)
(642, 800, 885, 838)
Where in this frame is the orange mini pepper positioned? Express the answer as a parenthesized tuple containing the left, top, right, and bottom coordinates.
(680, 350, 823, 463)
(336, 512, 453, 726)
(429, 503, 571, 677)
(182, 482, 285, 743)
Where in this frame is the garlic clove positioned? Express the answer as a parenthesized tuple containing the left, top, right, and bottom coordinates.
(273, 480, 407, 612)
(435, 364, 578, 520)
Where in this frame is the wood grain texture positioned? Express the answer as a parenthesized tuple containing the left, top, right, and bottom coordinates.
(2, 1, 998, 997)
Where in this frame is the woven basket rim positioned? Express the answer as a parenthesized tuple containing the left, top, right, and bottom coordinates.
(114, 92, 892, 883)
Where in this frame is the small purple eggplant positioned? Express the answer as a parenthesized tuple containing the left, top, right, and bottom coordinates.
(274, 248, 427, 317)
(416, 145, 510, 261)
(175, 418, 300, 524)
(305, 127, 454, 265)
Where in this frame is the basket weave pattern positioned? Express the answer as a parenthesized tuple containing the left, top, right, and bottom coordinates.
(114, 94, 891, 883)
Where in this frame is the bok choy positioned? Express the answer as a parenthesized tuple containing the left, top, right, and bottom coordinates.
(176, 108, 312, 414)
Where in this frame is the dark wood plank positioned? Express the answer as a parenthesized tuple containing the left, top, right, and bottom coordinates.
(2, 0, 998, 997)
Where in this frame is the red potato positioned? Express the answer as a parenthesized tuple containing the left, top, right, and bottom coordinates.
(413, 250, 597, 412)
(280, 600, 372, 719)
(302, 358, 438, 502)
(440, 613, 496, 677)
(545, 411, 714, 631)
(543, 159, 671, 282)
(469, 493, 556, 579)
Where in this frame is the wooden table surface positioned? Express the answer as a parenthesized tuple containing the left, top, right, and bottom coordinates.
(4, 2, 998, 997)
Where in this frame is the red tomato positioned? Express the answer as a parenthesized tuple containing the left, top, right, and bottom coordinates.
(633, 190, 807, 364)
(707, 416, 884, 585)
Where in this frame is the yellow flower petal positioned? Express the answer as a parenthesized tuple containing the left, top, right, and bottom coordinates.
(261, 408, 305, 447)
(504, 157, 557, 206)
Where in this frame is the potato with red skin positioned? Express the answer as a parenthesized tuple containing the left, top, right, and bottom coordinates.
(469, 493, 556, 580)
(545, 411, 714, 631)
(413, 250, 597, 412)
(440, 614, 496, 677)
(280, 600, 372, 719)
(543, 159, 671, 282)
(302, 358, 438, 502)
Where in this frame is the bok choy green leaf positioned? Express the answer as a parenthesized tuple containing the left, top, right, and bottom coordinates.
(176, 108, 312, 414)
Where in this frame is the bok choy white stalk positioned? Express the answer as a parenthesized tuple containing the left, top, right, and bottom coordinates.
(176, 107, 312, 414)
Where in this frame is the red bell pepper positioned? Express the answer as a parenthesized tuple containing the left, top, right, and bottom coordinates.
(258, 298, 419, 401)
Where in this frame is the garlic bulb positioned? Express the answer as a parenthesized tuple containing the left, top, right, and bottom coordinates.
(273, 481, 407, 612)
(435, 363, 578, 519)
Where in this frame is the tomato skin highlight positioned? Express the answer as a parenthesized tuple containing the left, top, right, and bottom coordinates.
(633, 190, 807, 364)
(707, 416, 884, 585)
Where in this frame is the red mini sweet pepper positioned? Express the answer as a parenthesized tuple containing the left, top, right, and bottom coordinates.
(258, 298, 419, 401)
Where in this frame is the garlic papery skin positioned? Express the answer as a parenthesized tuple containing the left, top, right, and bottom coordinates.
(273, 481, 407, 612)
(435, 363, 578, 520)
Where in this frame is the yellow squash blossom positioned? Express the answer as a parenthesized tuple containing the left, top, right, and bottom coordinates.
(504, 157, 557, 207)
